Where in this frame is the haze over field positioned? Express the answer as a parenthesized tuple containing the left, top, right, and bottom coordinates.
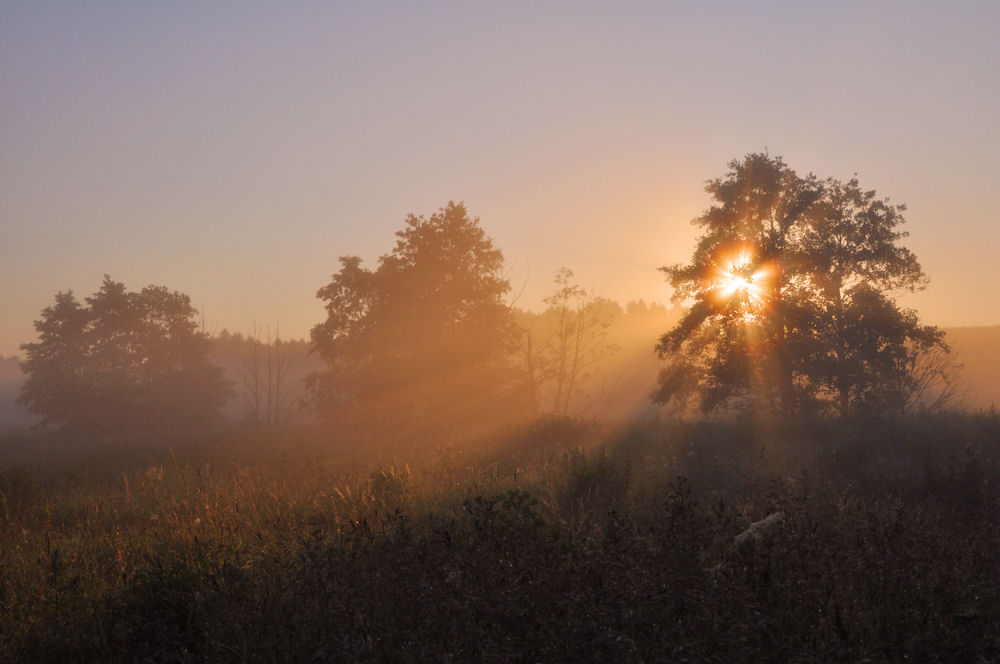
(7, 5, 1000, 662)
(3, 2, 1000, 358)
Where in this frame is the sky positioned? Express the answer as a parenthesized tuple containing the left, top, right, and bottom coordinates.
(2, 2, 999, 357)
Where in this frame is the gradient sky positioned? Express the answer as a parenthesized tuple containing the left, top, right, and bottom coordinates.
(2, 2, 998, 356)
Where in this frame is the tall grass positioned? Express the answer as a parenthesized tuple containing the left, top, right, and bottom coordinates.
(1, 412, 999, 662)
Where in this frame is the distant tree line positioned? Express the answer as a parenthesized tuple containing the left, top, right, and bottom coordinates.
(17, 153, 959, 437)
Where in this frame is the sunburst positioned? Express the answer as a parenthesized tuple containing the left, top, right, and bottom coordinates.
(710, 251, 770, 318)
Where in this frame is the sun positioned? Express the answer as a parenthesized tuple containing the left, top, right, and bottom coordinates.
(710, 251, 769, 312)
(718, 273, 757, 298)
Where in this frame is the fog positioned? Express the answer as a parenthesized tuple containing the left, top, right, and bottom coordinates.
(3, 3, 1000, 660)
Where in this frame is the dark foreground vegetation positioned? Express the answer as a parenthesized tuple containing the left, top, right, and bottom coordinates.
(1, 412, 999, 662)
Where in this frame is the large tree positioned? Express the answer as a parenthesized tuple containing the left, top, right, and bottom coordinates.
(310, 202, 522, 439)
(655, 153, 821, 414)
(655, 153, 947, 417)
(19, 276, 231, 434)
(795, 176, 940, 415)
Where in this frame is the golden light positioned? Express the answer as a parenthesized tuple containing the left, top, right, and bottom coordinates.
(709, 250, 770, 318)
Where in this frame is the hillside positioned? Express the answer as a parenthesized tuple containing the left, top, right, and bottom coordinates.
(941, 326, 1000, 409)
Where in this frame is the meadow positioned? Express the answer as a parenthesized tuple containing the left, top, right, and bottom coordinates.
(2, 413, 1000, 663)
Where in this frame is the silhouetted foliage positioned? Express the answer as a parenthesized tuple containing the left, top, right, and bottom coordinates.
(18, 276, 231, 435)
(310, 202, 523, 440)
(656, 153, 948, 416)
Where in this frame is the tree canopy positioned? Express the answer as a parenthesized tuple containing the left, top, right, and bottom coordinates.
(655, 153, 947, 417)
(310, 202, 523, 439)
(18, 276, 231, 434)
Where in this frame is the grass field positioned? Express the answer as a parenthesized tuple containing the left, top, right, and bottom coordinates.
(2, 413, 1000, 662)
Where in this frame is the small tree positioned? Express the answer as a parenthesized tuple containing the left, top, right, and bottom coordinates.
(18, 276, 231, 434)
(896, 341, 966, 414)
(240, 322, 306, 428)
(516, 268, 620, 416)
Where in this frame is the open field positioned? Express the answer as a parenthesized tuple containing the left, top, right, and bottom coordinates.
(2, 413, 1000, 662)
(5, 4, 1000, 662)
